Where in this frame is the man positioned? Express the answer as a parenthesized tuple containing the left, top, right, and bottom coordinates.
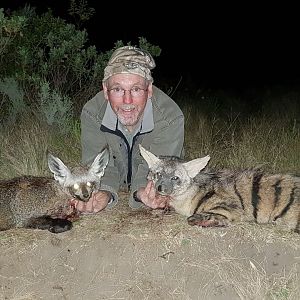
(75, 46, 184, 213)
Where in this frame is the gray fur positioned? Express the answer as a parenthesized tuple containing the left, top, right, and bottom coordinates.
(0, 147, 109, 233)
(139, 145, 300, 233)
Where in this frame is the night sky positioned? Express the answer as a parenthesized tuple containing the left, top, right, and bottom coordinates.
(2, 0, 300, 89)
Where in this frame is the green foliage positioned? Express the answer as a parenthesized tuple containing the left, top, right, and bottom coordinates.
(138, 37, 161, 56)
(0, 8, 27, 57)
(37, 81, 74, 134)
(0, 5, 161, 130)
(2, 7, 104, 105)
(0, 77, 26, 125)
(68, 0, 95, 28)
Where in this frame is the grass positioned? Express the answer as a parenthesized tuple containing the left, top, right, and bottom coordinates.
(0, 116, 81, 179)
(180, 90, 300, 174)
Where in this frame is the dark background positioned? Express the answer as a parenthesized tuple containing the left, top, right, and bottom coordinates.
(2, 0, 300, 90)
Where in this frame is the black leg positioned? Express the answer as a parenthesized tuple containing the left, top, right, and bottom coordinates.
(26, 216, 73, 233)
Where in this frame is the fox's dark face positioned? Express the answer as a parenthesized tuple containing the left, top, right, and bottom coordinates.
(48, 147, 110, 202)
(66, 181, 97, 202)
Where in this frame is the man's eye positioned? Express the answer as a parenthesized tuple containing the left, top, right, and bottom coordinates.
(131, 87, 141, 92)
(113, 87, 122, 92)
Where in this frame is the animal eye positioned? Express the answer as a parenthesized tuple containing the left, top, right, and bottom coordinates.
(156, 172, 162, 178)
(73, 183, 79, 190)
(171, 176, 179, 181)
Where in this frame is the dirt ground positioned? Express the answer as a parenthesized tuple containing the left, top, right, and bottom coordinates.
(0, 192, 299, 300)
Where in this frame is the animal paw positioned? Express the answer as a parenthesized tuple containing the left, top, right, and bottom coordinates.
(26, 216, 73, 233)
(49, 219, 73, 233)
(187, 213, 229, 227)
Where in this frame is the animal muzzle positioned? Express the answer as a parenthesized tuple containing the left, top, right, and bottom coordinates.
(73, 192, 91, 202)
(156, 182, 173, 195)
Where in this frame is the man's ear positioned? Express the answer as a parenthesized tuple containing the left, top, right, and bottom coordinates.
(102, 81, 109, 100)
(147, 82, 153, 98)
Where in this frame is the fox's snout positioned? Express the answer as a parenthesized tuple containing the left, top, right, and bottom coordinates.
(72, 192, 91, 202)
(67, 183, 94, 202)
(71, 189, 93, 202)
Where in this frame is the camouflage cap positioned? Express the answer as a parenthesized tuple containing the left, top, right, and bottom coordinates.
(103, 46, 156, 82)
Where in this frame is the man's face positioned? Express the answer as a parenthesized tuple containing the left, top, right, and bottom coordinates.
(103, 73, 153, 131)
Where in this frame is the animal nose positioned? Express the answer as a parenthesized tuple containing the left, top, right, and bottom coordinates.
(82, 193, 90, 201)
(158, 185, 163, 192)
(74, 193, 90, 202)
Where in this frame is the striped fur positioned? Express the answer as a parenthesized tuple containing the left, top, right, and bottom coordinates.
(139, 145, 300, 233)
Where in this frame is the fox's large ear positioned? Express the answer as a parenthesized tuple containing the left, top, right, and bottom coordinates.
(47, 153, 71, 184)
(89, 146, 109, 178)
(183, 155, 210, 178)
(139, 144, 161, 169)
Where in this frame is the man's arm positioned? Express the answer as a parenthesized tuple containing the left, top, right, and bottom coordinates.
(80, 107, 120, 208)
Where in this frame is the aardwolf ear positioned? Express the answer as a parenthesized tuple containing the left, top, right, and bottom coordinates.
(47, 153, 71, 185)
(88, 146, 109, 178)
(183, 155, 210, 178)
(139, 144, 161, 169)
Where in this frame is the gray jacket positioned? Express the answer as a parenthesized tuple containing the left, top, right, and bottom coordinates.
(80, 86, 184, 208)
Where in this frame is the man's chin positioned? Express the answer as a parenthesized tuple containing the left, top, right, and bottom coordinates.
(118, 115, 139, 127)
(121, 121, 138, 127)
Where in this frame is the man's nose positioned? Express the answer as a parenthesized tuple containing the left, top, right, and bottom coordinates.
(123, 90, 133, 103)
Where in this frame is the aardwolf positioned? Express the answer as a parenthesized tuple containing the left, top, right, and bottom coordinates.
(0, 148, 109, 233)
(139, 145, 300, 233)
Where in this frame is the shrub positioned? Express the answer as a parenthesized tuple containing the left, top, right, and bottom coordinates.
(0, 5, 161, 132)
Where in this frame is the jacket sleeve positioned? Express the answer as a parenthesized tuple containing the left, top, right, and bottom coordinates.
(129, 114, 184, 208)
(81, 108, 120, 208)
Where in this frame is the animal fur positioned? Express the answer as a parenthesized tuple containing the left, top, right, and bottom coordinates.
(139, 145, 300, 233)
(0, 148, 109, 233)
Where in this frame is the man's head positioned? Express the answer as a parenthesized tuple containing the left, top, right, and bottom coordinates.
(102, 46, 156, 132)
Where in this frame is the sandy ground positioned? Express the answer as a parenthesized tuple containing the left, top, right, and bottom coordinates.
(0, 193, 299, 300)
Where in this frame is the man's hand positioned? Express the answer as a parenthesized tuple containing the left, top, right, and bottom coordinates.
(73, 191, 111, 214)
(136, 181, 170, 209)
